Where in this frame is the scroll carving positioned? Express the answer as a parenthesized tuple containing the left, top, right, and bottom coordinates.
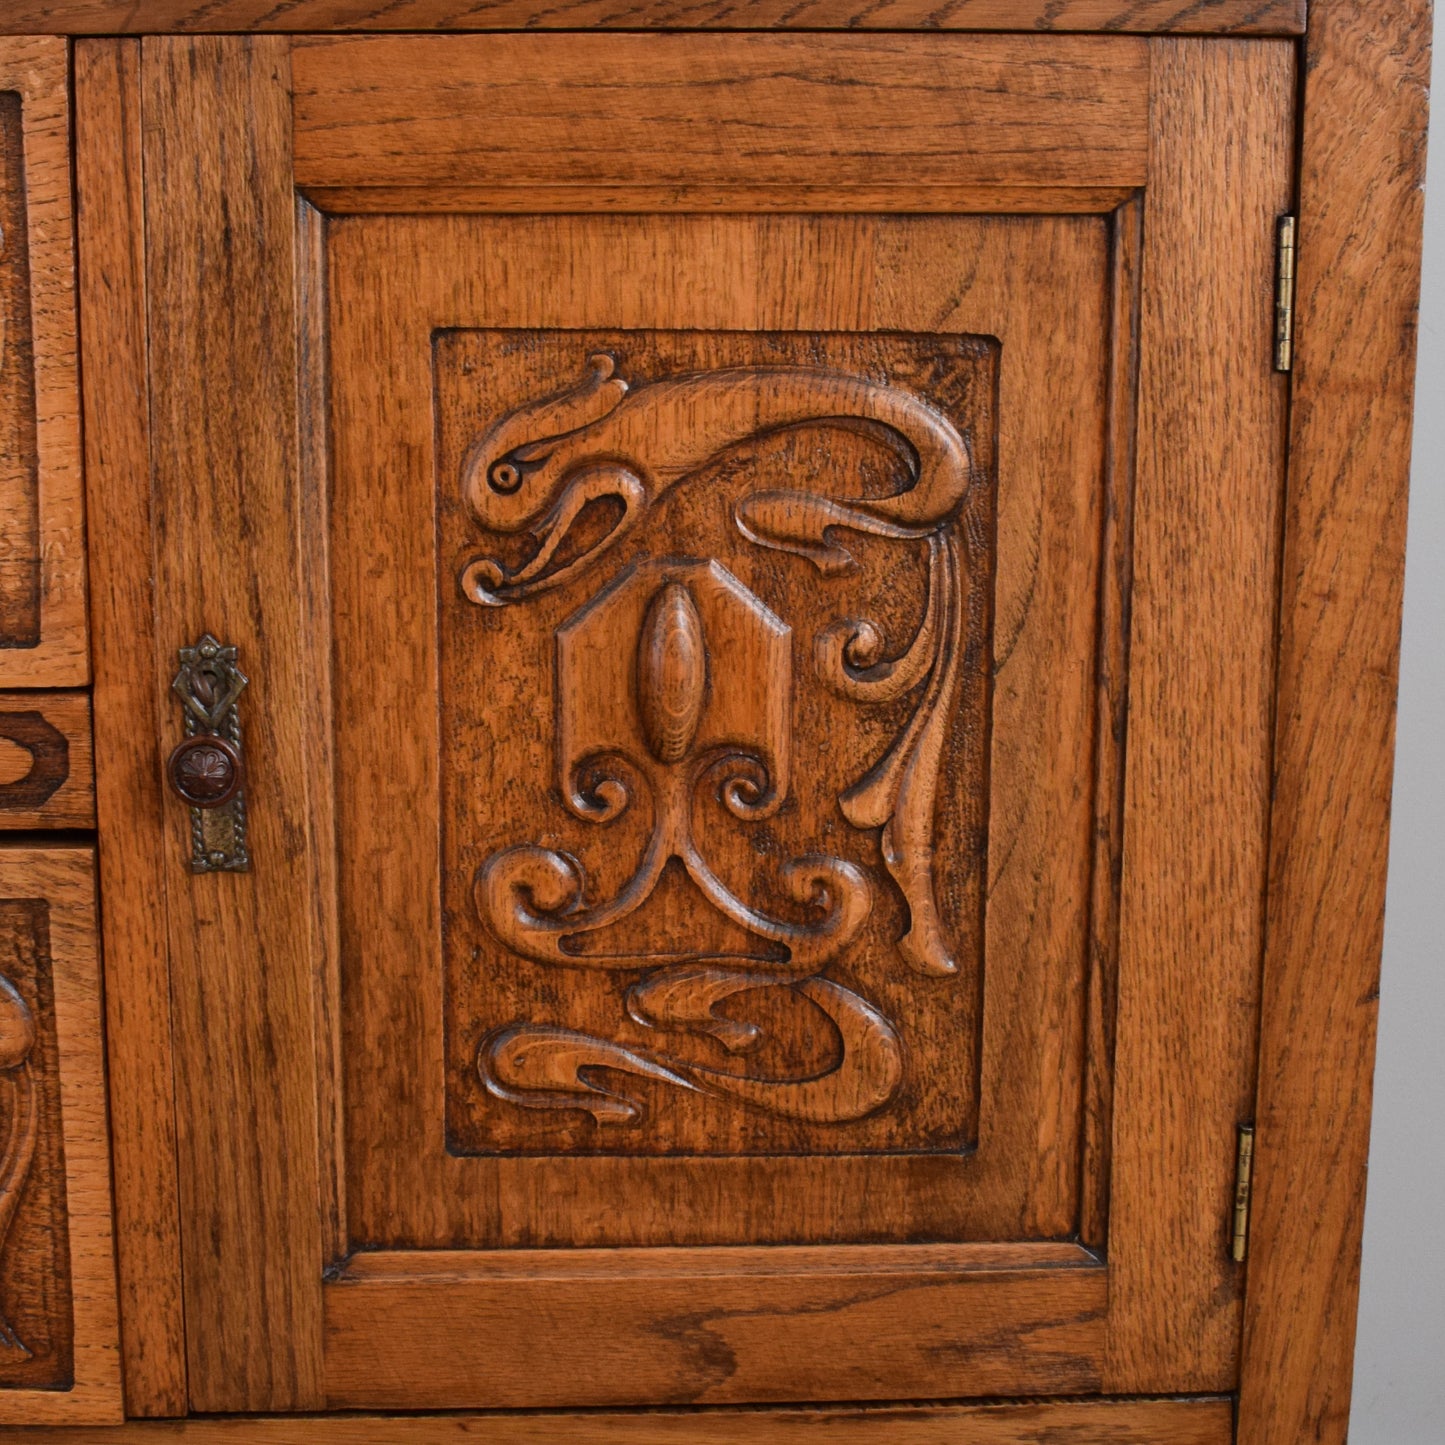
(459, 347, 989, 1132)
(476, 558, 895, 1124)
(461, 353, 974, 980)
(0, 969, 35, 1362)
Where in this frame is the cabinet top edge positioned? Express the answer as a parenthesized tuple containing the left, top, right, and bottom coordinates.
(1, 0, 1306, 39)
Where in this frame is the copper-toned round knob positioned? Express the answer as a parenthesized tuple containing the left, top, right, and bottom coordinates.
(167, 733, 243, 808)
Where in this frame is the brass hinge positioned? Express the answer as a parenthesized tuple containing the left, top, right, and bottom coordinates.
(1274, 215, 1298, 372)
(1231, 1124, 1256, 1263)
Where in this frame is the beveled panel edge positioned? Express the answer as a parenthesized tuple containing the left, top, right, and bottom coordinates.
(298, 183, 1142, 216)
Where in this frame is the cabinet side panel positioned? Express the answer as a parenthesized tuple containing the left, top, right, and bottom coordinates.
(1239, 3, 1432, 1442)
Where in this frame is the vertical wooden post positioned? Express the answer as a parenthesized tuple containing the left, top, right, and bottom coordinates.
(1239, 2, 1432, 1441)
(141, 36, 326, 1411)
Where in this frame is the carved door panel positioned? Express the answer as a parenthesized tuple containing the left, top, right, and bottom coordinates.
(129, 34, 1295, 1415)
(368, 315, 1053, 1251)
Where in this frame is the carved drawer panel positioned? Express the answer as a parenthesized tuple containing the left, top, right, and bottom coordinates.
(0, 39, 86, 688)
(0, 846, 120, 1423)
(0, 693, 94, 829)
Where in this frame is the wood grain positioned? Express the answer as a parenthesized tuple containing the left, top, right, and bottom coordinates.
(0, 0, 1304, 35)
(327, 213, 1110, 1257)
(4, 1397, 1236, 1444)
(1080, 194, 1143, 1250)
(0, 38, 86, 688)
(437, 330, 994, 1159)
(141, 35, 325, 1412)
(0, 692, 93, 829)
(73, 37, 188, 1418)
(0, 846, 122, 1424)
(1237, 3, 1433, 1443)
(0, 88, 39, 650)
(326, 1246, 1104, 1408)
(291, 35, 1150, 197)
(0, 894, 75, 1393)
(1103, 36, 1294, 1391)
(303, 183, 1140, 217)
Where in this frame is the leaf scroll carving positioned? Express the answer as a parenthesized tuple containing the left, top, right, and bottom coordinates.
(456, 345, 989, 1133)
(461, 352, 978, 981)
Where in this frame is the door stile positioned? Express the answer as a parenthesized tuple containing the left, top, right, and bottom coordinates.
(73, 35, 189, 1416)
(1103, 36, 1295, 1390)
(140, 35, 327, 1412)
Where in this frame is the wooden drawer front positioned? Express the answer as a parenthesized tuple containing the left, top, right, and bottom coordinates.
(0, 39, 86, 687)
(0, 693, 94, 829)
(0, 846, 120, 1423)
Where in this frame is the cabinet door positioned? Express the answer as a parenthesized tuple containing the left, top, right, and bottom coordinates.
(100, 33, 1293, 1419)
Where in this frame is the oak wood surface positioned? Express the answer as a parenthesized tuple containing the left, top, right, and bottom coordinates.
(291, 35, 1150, 199)
(433, 328, 999, 1164)
(0, 691, 93, 829)
(73, 37, 188, 1419)
(0, 38, 86, 688)
(302, 183, 1141, 217)
(1237, 2, 1434, 1442)
(0, 86, 38, 652)
(295, 196, 349, 1276)
(0, 0, 1305, 34)
(326, 213, 1110, 1260)
(1102, 36, 1293, 1392)
(327, 1246, 1104, 1407)
(90, 23, 1320, 1421)
(140, 36, 325, 1412)
(0, 846, 122, 1424)
(9, 1397, 1235, 1444)
(1080, 194, 1142, 1250)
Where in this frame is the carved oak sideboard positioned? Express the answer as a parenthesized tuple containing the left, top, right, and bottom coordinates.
(0, 3, 1428, 1440)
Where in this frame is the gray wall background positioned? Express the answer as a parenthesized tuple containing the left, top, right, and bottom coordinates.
(1347, 25, 1445, 1445)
